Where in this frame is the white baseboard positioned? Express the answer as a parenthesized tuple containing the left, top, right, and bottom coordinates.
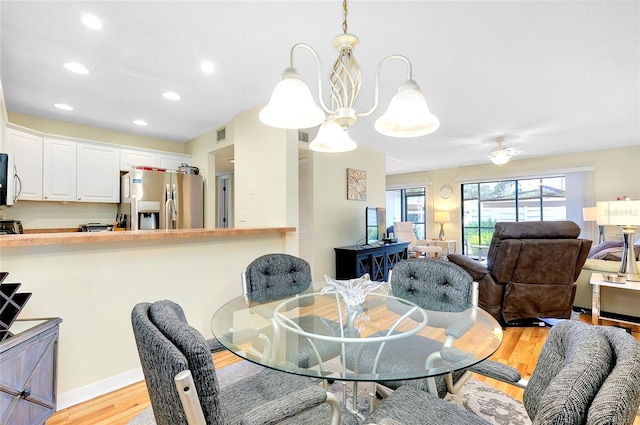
(57, 368, 145, 411)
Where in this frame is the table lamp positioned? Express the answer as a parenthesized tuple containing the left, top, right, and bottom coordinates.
(582, 206, 605, 244)
(597, 201, 640, 282)
(434, 211, 451, 241)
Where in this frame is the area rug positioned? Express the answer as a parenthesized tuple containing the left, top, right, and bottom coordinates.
(444, 378, 531, 425)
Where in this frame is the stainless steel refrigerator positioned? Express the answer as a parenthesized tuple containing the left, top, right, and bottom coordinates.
(119, 168, 203, 230)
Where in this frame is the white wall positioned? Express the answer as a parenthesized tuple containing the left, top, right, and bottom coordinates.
(0, 79, 7, 151)
(387, 145, 640, 245)
(308, 145, 386, 281)
(8, 113, 185, 153)
(0, 234, 288, 409)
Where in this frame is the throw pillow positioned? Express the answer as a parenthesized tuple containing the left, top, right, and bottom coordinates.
(591, 245, 640, 261)
(588, 241, 623, 259)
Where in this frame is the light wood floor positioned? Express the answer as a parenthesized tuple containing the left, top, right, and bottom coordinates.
(46, 313, 640, 425)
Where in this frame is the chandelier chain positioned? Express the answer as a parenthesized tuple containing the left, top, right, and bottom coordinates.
(342, 0, 348, 34)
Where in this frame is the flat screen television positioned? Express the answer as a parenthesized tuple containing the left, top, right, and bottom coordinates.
(365, 206, 387, 245)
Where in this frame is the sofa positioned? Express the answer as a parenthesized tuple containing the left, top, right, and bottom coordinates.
(573, 240, 640, 319)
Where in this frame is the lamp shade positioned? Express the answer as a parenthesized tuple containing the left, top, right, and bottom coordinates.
(308, 118, 357, 153)
(259, 67, 325, 130)
(434, 211, 451, 223)
(597, 201, 640, 226)
(582, 207, 598, 222)
(374, 80, 439, 138)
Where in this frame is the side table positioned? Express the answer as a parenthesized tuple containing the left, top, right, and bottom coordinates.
(427, 240, 457, 255)
(590, 273, 640, 326)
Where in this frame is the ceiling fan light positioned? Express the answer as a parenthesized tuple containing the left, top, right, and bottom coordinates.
(259, 67, 325, 129)
(374, 80, 439, 138)
(308, 118, 357, 153)
(489, 149, 512, 165)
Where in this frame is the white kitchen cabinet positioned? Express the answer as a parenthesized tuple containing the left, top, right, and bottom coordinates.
(43, 138, 76, 202)
(5, 129, 43, 201)
(158, 152, 191, 171)
(120, 148, 157, 171)
(77, 142, 120, 203)
(120, 148, 191, 172)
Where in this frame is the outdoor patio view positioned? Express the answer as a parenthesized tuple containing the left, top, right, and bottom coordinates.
(462, 176, 567, 259)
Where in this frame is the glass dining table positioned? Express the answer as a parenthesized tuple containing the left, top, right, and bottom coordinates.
(211, 281, 502, 394)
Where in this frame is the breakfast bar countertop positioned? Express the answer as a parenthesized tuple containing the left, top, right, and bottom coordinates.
(0, 227, 296, 248)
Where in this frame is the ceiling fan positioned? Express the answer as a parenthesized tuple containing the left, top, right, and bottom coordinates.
(488, 136, 520, 165)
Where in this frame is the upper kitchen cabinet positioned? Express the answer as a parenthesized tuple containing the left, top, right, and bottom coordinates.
(76, 142, 120, 203)
(120, 148, 156, 170)
(43, 139, 120, 203)
(120, 148, 191, 172)
(5, 128, 43, 201)
(43, 138, 76, 202)
(158, 152, 191, 171)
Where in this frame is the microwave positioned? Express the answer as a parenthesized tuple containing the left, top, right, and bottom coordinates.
(0, 220, 23, 235)
(0, 153, 17, 206)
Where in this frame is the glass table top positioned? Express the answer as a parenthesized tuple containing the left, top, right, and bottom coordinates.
(211, 282, 502, 382)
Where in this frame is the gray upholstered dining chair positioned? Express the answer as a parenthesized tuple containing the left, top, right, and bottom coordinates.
(369, 259, 522, 399)
(242, 253, 313, 296)
(131, 300, 358, 425)
(241, 253, 344, 369)
(364, 320, 640, 425)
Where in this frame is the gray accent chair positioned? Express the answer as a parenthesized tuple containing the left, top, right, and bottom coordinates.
(242, 253, 344, 368)
(131, 300, 357, 425)
(364, 320, 640, 425)
(364, 259, 522, 399)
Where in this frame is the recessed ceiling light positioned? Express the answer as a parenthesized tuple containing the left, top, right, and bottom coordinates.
(64, 62, 90, 74)
(163, 91, 181, 101)
(201, 61, 215, 74)
(133, 120, 148, 126)
(82, 15, 102, 30)
(54, 104, 74, 111)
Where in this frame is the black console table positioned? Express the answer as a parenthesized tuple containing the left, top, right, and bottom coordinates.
(334, 241, 410, 282)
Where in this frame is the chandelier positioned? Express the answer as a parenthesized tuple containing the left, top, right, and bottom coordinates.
(488, 137, 517, 165)
(259, 0, 439, 152)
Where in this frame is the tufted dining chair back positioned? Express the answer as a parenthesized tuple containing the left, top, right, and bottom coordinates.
(242, 253, 312, 296)
(371, 259, 523, 400)
(389, 258, 475, 312)
(241, 253, 340, 368)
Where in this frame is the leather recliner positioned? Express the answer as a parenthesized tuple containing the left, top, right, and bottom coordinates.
(448, 221, 592, 325)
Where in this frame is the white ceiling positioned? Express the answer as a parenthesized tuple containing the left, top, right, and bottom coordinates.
(1, 1, 638, 175)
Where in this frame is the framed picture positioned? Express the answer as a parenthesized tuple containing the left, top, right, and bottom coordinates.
(347, 168, 366, 201)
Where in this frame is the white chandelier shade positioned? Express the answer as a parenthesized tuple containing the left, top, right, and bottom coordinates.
(258, 68, 325, 130)
(308, 118, 357, 153)
(258, 1, 438, 152)
(374, 80, 440, 137)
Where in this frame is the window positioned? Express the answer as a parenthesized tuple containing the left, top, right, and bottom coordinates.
(462, 176, 566, 257)
(386, 187, 426, 239)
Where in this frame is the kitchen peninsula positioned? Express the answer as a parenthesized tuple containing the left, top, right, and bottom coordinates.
(0, 227, 294, 247)
(0, 226, 297, 410)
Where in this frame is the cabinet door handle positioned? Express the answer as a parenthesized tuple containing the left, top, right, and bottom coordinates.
(20, 387, 31, 399)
